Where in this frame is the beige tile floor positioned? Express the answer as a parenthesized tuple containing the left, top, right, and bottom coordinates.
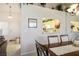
(7, 41, 20, 56)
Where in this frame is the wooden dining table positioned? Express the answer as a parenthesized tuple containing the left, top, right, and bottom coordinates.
(43, 41, 79, 56)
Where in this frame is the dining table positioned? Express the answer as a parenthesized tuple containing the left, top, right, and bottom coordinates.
(42, 41, 79, 56)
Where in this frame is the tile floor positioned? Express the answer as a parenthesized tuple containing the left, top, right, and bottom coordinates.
(7, 41, 20, 56)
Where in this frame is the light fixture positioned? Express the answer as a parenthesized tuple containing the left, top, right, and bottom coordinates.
(67, 4, 79, 15)
(8, 5, 13, 19)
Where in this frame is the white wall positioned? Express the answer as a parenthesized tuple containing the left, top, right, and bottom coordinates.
(21, 4, 79, 55)
(0, 4, 21, 40)
(0, 11, 20, 40)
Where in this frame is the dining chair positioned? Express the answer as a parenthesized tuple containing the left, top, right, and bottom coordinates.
(60, 34, 72, 45)
(48, 35, 60, 48)
(35, 40, 48, 56)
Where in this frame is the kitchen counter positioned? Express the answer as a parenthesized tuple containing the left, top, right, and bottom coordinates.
(0, 36, 7, 56)
(0, 40, 6, 46)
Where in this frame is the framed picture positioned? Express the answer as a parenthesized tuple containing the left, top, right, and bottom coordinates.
(28, 18, 37, 28)
(71, 21, 79, 32)
(42, 18, 60, 33)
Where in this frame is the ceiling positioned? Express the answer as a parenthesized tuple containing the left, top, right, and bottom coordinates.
(0, 3, 21, 21)
(27, 3, 74, 12)
(0, 3, 74, 13)
(0, 3, 76, 16)
(0, 3, 20, 13)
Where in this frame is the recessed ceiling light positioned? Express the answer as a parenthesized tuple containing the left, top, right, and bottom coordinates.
(8, 15, 13, 19)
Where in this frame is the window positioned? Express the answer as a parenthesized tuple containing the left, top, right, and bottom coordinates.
(28, 18, 37, 28)
(0, 22, 8, 35)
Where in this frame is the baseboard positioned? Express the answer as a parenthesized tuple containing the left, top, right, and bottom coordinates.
(21, 50, 37, 56)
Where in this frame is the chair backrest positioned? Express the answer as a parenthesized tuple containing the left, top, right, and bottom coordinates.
(48, 35, 60, 47)
(60, 34, 69, 43)
(35, 40, 48, 56)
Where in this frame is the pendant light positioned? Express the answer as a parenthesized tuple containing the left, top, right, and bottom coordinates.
(67, 4, 79, 15)
(8, 5, 13, 19)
